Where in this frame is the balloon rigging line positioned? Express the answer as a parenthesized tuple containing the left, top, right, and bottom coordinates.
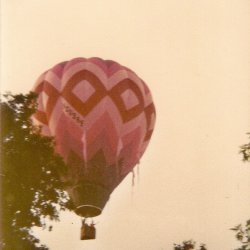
(137, 162, 140, 184)
(83, 129, 88, 169)
(132, 169, 135, 187)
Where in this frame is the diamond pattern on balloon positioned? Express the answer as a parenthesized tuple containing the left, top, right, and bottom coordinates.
(109, 79, 144, 123)
(72, 80, 96, 103)
(62, 70, 107, 117)
(121, 89, 140, 110)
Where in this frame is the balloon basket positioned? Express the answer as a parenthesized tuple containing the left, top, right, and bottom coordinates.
(69, 182, 110, 217)
(80, 220, 96, 240)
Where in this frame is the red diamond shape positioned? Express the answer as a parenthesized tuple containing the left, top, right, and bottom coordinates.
(109, 79, 144, 123)
(62, 70, 107, 116)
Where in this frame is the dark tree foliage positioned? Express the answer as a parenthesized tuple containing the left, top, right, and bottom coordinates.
(240, 133, 250, 162)
(173, 240, 207, 250)
(231, 220, 250, 250)
(230, 134, 250, 250)
(0, 93, 73, 249)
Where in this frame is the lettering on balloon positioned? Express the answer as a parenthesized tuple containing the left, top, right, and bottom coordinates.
(63, 104, 84, 127)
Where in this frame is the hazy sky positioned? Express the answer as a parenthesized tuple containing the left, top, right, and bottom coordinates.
(1, 1, 250, 249)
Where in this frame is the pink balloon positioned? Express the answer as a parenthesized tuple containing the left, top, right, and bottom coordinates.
(32, 57, 156, 217)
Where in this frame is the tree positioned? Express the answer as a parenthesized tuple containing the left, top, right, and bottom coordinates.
(230, 134, 250, 250)
(0, 93, 73, 249)
(173, 240, 207, 250)
(231, 220, 250, 250)
(240, 133, 250, 162)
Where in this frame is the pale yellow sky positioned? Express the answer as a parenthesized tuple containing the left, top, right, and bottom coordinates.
(1, 0, 250, 249)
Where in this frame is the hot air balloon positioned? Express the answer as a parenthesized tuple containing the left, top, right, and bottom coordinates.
(32, 57, 156, 239)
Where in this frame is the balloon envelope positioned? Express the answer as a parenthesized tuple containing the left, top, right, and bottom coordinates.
(32, 57, 156, 217)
